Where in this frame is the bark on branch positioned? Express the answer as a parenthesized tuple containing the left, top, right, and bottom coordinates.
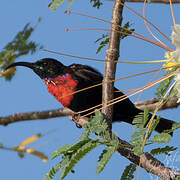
(135, 96, 180, 111)
(102, 0, 124, 133)
(0, 96, 179, 126)
(0, 108, 73, 126)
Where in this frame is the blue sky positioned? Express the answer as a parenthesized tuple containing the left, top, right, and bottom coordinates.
(1, 0, 180, 180)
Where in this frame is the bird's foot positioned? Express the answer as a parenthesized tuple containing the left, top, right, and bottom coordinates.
(72, 113, 82, 128)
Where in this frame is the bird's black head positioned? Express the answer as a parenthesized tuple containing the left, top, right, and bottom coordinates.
(6, 58, 66, 79)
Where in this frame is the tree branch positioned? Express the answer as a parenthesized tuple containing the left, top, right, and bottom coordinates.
(135, 96, 180, 112)
(0, 108, 72, 126)
(102, 0, 124, 132)
(0, 96, 179, 126)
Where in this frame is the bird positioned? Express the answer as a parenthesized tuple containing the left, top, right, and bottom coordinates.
(6, 58, 175, 134)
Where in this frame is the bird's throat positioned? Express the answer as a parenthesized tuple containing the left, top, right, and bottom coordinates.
(44, 73, 78, 107)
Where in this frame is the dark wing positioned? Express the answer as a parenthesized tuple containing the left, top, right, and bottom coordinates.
(68, 64, 175, 134)
(67, 63, 103, 113)
(68, 64, 103, 83)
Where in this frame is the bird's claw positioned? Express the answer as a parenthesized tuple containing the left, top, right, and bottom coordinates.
(72, 113, 82, 128)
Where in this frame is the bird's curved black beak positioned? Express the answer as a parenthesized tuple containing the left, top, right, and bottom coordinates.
(5, 62, 35, 70)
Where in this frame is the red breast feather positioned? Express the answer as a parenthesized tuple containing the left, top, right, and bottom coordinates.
(44, 74, 78, 107)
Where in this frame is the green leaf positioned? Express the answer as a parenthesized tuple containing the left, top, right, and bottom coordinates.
(60, 139, 99, 179)
(51, 138, 93, 159)
(44, 162, 62, 180)
(150, 146, 177, 156)
(95, 34, 109, 54)
(90, 0, 103, 9)
(45, 151, 77, 180)
(172, 122, 180, 130)
(95, 22, 135, 54)
(51, 144, 71, 159)
(131, 128, 146, 139)
(95, 34, 109, 43)
(48, 0, 65, 10)
(152, 133, 172, 144)
(48, 0, 74, 11)
(131, 109, 152, 155)
(119, 22, 135, 40)
(0, 20, 42, 80)
(143, 107, 149, 126)
(67, 0, 74, 7)
(66, 138, 93, 153)
(79, 127, 91, 140)
(155, 70, 175, 99)
(131, 138, 144, 156)
(132, 112, 144, 128)
(83, 111, 108, 136)
(120, 163, 137, 180)
(96, 145, 118, 174)
(131, 112, 147, 156)
(146, 116, 160, 139)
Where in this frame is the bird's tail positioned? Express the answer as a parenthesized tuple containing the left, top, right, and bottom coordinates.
(123, 108, 174, 134)
(137, 110, 175, 135)
(134, 108, 174, 134)
(113, 105, 175, 134)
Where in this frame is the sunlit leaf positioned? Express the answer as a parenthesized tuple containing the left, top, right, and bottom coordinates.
(60, 139, 99, 179)
(0, 20, 42, 80)
(0, 68, 16, 78)
(96, 145, 118, 174)
(152, 133, 172, 144)
(48, 0, 74, 11)
(17, 133, 42, 149)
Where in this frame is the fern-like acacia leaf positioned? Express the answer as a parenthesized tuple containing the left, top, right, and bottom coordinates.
(96, 141, 119, 174)
(120, 163, 137, 180)
(60, 139, 99, 179)
(152, 133, 172, 144)
(150, 146, 177, 156)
